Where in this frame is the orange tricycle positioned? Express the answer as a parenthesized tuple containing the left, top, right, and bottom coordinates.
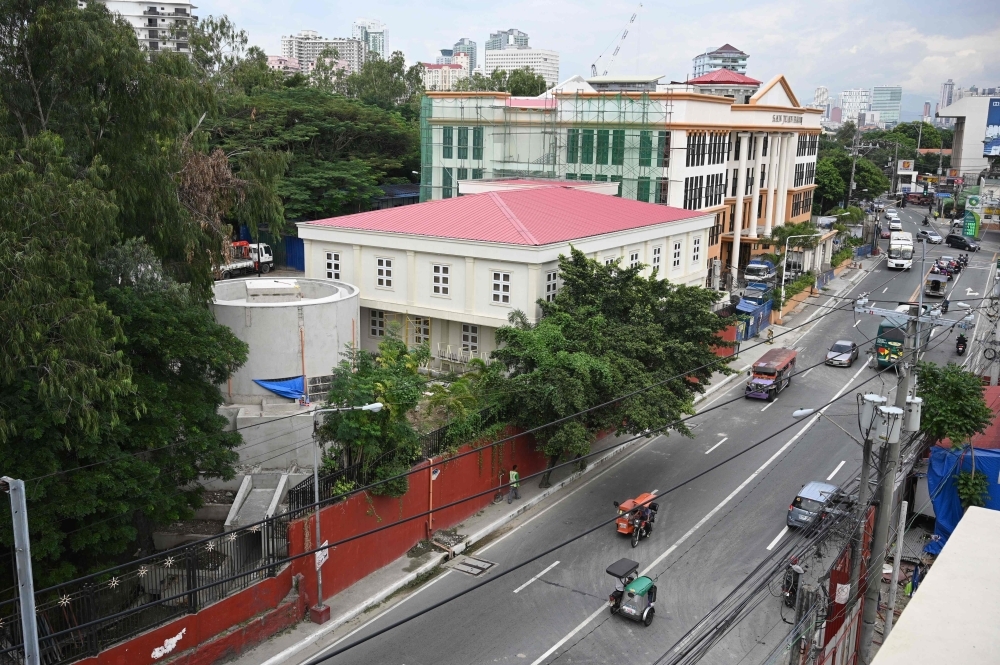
(613, 493, 659, 548)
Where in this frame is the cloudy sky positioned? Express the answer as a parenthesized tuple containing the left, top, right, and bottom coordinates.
(206, 0, 1000, 119)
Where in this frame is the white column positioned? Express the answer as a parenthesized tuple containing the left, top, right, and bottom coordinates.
(731, 132, 750, 283)
(776, 133, 795, 227)
(763, 134, 781, 237)
(527, 265, 539, 321)
(406, 250, 416, 305)
(464, 257, 475, 314)
(748, 132, 766, 238)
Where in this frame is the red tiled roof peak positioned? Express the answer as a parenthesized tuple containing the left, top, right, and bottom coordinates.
(687, 69, 761, 85)
(300, 186, 705, 246)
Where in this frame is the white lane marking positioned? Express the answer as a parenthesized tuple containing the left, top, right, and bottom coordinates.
(513, 561, 560, 594)
(283, 569, 454, 665)
(854, 319, 862, 327)
(827, 460, 846, 481)
(478, 437, 660, 555)
(801, 368, 814, 378)
(651, 489, 659, 494)
(531, 361, 869, 665)
(882, 287, 888, 293)
(761, 399, 778, 412)
(766, 526, 789, 551)
(704, 437, 728, 454)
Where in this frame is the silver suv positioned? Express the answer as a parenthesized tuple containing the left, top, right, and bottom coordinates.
(787, 481, 840, 528)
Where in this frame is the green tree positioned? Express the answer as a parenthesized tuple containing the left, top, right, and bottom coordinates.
(310, 47, 345, 93)
(916, 362, 994, 448)
(814, 158, 846, 212)
(337, 51, 424, 119)
(316, 332, 430, 496)
(454, 67, 547, 95)
(187, 15, 284, 97)
(483, 248, 731, 485)
(210, 86, 419, 220)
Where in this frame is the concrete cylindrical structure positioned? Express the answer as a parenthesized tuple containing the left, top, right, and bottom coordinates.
(212, 277, 360, 404)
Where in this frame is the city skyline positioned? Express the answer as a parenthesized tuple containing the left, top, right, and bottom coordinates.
(210, 0, 999, 108)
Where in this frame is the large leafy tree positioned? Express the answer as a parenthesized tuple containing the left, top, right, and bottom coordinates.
(483, 248, 731, 485)
(210, 86, 419, 220)
(916, 362, 994, 448)
(455, 67, 549, 96)
(335, 51, 424, 120)
(814, 158, 846, 213)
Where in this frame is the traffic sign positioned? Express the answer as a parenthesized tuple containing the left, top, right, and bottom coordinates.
(315, 540, 329, 570)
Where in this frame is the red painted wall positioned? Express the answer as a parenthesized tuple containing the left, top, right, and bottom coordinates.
(714, 324, 739, 358)
(82, 429, 547, 665)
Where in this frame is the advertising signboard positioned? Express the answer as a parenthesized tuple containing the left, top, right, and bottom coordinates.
(964, 194, 983, 237)
(985, 98, 1000, 157)
(897, 159, 915, 172)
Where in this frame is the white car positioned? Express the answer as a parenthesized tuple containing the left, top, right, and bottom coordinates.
(885, 208, 898, 218)
(889, 219, 902, 231)
(918, 229, 943, 244)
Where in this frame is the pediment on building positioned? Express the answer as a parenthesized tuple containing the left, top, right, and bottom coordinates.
(749, 75, 800, 108)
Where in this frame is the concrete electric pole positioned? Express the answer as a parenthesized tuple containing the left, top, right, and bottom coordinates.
(2, 476, 40, 665)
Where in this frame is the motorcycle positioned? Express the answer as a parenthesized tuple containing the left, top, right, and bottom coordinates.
(957, 336, 968, 356)
(630, 515, 652, 548)
(959, 254, 969, 267)
(922, 216, 930, 226)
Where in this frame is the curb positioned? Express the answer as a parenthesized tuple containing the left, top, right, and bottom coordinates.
(259, 436, 649, 665)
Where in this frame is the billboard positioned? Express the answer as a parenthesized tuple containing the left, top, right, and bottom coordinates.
(964, 194, 982, 237)
(985, 98, 1000, 157)
(897, 159, 915, 172)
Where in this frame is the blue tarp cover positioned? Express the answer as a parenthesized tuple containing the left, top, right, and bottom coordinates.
(736, 300, 759, 313)
(924, 445, 1000, 555)
(253, 376, 305, 400)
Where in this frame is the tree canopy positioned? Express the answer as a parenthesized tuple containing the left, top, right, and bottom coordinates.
(916, 362, 994, 448)
(481, 248, 731, 484)
(454, 67, 549, 96)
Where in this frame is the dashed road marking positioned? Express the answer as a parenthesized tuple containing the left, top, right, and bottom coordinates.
(704, 437, 728, 454)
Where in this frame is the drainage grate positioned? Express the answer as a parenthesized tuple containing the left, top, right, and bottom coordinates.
(447, 555, 496, 577)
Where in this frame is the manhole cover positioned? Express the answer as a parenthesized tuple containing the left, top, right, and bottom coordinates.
(446, 555, 496, 577)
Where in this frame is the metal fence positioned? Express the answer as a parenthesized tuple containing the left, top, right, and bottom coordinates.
(854, 244, 873, 259)
(0, 506, 294, 665)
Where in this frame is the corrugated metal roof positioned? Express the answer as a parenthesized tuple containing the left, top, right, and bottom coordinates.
(301, 186, 704, 246)
(688, 69, 761, 85)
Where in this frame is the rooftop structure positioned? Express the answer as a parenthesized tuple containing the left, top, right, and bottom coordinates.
(683, 69, 761, 104)
(692, 44, 748, 78)
(587, 75, 663, 93)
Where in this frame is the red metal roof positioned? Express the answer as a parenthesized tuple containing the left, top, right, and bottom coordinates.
(688, 69, 761, 85)
(301, 186, 704, 246)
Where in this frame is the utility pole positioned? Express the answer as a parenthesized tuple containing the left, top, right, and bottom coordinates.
(849, 394, 886, 601)
(859, 309, 914, 664)
(890, 142, 899, 199)
(847, 126, 861, 208)
(883, 500, 908, 640)
(2, 477, 40, 665)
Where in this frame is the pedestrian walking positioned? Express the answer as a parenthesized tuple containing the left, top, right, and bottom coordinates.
(507, 465, 520, 504)
(766, 328, 774, 345)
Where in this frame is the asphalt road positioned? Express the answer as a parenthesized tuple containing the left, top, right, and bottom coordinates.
(296, 204, 996, 665)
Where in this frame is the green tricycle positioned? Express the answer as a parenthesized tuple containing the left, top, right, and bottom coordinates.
(606, 558, 657, 626)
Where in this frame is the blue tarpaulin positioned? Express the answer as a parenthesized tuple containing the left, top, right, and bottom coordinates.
(924, 445, 1000, 555)
(253, 376, 306, 400)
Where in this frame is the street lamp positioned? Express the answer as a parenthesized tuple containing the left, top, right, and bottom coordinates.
(309, 402, 383, 623)
(779, 233, 823, 324)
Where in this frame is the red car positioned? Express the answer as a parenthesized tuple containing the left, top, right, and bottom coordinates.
(880, 229, 892, 239)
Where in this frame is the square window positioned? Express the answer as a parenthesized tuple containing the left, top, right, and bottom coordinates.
(692, 237, 701, 264)
(325, 251, 340, 280)
(492, 271, 511, 304)
(652, 246, 662, 268)
(432, 264, 450, 296)
(605, 257, 616, 266)
(376, 257, 393, 288)
(412, 317, 430, 345)
(629, 251, 640, 269)
(370, 310, 385, 337)
(462, 324, 479, 351)
(545, 270, 558, 301)
(672, 241, 682, 268)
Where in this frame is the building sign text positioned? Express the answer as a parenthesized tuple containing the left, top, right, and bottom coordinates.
(772, 114, 803, 124)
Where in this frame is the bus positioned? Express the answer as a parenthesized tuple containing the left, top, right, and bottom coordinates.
(887, 232, 914, 270)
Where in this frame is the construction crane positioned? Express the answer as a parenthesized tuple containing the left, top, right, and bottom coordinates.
(591, 3, 642, 77)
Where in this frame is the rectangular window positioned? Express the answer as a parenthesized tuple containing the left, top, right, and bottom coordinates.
(370, 310, 385, 337)
(412, 317, 430, 345)
(794, 163, 805, 187)
(637, 176, 651, 202)
(629, 251, 640, 269)
(733, 134, 741, 161)
(692, 237, 701, 264)
(672, 241, 682, 268)
(657, 131, 670, 167)
(797, 134, 807, 157)
(462, 324, 479, 352)
(605, 257, 617, 266)
(376, 257, 393, 288)
(457, 127, 469, 159)
(731, 168, 738, 197)
(709, 213, 722, 246)
(473, 126, 484, 159)
(442, 126, 453, 159)
(596, 174, 608, 182)
(581, 129, 594, 164)
(611, 129, 625, 165)
(639, 130, 653, 167)
(442, 167, 453, 198)
(805, 162, 816, 185)
(655, 177, 669, 204)
(652, 246, 662, 268)
(565, 172, 577, 180)
(457, 167, 468, 181)
(596, 129, 610, 165)
(745, 167, 754, 196)
(325, 251, 340, 279)
(492, 271, 511, 304)
(432, 264, 450, 295)
(762, 135, 769, 157)
(545, 270, 558, 301)
(760, 164, 767, 188)
(472, 168, 484, 179)
(580, 173, 592, 181)
(567, 128, 579, 164)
